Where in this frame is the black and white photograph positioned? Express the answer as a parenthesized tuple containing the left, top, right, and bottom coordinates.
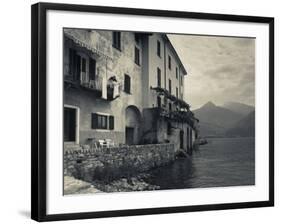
(63, 28, 255, 195)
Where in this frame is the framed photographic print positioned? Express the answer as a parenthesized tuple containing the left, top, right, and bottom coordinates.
(31, 2, 274, 222)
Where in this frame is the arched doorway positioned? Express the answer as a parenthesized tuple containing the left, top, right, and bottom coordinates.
(125, 105, 141, 145)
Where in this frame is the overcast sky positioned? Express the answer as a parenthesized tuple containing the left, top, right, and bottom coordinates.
(168, 34, 255, 110)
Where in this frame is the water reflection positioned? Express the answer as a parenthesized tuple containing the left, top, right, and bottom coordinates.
(146, 137, 255, 189)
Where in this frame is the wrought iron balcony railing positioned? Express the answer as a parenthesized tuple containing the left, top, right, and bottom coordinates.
(64, 73, 103, 92)
(80, 73, 103, 92)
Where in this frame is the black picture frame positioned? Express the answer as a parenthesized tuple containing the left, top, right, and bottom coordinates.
(31, 2, 274, 222)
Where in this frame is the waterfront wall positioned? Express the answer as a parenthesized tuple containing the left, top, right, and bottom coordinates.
(64, 143, 175, 183)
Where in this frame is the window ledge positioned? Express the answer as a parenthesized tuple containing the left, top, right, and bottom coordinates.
(124, 91, 132, 95)
(112, 45, 122, 52)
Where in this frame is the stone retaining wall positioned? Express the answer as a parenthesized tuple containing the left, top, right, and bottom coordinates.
(64, 143, 175, 183)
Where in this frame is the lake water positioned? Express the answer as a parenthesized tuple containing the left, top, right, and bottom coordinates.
(146, 137, 255, 189)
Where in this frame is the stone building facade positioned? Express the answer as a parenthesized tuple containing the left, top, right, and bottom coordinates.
(63, 29, 198, 154)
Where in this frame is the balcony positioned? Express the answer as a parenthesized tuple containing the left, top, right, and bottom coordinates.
(64, 72, 103, 97)
(80, 74, 103, 92)
(151, 86, 190, 110)
(64, 73, 120, 101)
(149, 107, 196, 128)
(107, 82, 121, 101)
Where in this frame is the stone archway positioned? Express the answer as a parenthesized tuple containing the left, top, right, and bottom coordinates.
(125, 105, 141, 145)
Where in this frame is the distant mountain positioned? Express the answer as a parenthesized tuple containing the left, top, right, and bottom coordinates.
(226, 111, 255, 137)
(222, 101, 254, 116)
(193, 101, 243, 137)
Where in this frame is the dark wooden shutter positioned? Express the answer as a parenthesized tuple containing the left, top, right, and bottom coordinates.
(91, 113, 98, 129)
(157, 68, 161, 87)
(113, 32, 121, 49)
(169, 79, 172, 93)
(157, 41, 161, 56)
(135, 47, 140, 65)
(69, 48, 74, 76)
(124, 74, 131, 93)
(89, 58, 96, 80)
(168, 56, 171, 69)
(109, 116, 114, 130)
(74, 54, 81, 81)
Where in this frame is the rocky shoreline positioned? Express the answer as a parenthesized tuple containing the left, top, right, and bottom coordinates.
(64, 173, 160, 195)
(93, 173, 160, 192)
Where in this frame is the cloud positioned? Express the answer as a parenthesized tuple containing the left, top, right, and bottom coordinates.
(168, 34, 255, 109)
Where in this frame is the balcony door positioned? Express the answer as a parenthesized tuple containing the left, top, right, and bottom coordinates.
(89, 58, 96, 80)
(68, 48, 81, 81)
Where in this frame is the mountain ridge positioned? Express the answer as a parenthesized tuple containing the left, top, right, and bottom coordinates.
(193, 101, 254, 137)
(222, 101, 254, 116)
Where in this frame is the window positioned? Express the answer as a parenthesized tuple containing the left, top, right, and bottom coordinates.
(180, 76, 183, 86)
(135, 33, 140, 44)
(176, 67, 178, 79)
(89, 58, 96, 80)
(81, 58, 86, 72)
(168, 56, 171, 70)
(124, 74, 131, 93)
(169, 103, 172, 112)
(92, 113, 114, 130)
(157, 40, 161, 57)
(112, 31, 121, 50)
(92, 113, 107, 129)
(169, 79, 172, 94)
(135, 47, 140, 65)
(68, 48, 80, 80)
(176, 87, 178, 98)
(157, 96, 161, 108)
(157, 68, 161, 87)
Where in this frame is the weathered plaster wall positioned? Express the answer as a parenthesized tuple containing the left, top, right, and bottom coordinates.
(64, 143, 175, 182)
(146, 33, 186, 109)
(64, 29, 148, 145)
(64, 88, 125, 144)
(141, 108, 193, 153)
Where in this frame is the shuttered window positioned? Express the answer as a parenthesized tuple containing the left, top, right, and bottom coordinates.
(124, 74, 131, 93)
(157, 68, 161, 87)
(135, 33, 140, 44)
(81, 58, 86, 72)
(157, 40, 161, 57)
(169, 79, 172, 94)
(168, 55, 171, 70)
(89, 58, 96, 80)
(92, 113, 114, 130)
(135, 47, 140, 65)
(68, 48, 80, 80)
(112, 32, 121, 50)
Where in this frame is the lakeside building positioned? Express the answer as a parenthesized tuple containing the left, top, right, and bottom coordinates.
(63, 29, 198, 154)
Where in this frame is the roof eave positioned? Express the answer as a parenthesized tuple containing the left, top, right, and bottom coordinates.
(163, 34, 188, 76)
